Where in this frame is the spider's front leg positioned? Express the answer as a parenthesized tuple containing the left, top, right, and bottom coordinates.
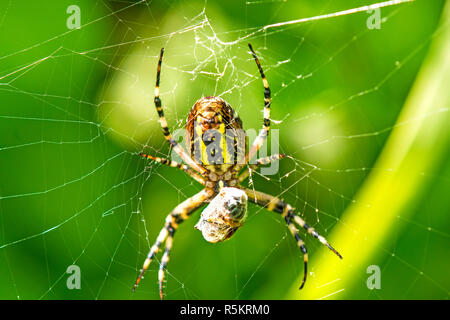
(246, 43, 272, 163)
(152, 48, 206, 175)
(133, 188, 214, 299)
(241, 188, 342, 289)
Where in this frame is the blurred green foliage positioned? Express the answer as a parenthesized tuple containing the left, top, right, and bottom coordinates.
(0, 0, 448, 299)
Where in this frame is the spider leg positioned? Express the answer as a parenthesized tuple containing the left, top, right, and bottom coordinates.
(238, 153, 286, 183)
(140, 153, 206, 186)
(246, 43, 271, 163)
(241, 188, 342, 289)
(133, 188, 214, 297)
(153, 48, 207, 175)
(158, 226, 174, 300)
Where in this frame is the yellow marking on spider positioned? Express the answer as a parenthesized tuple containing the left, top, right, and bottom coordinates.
(159, 117, 168, 128)
(194, 123, 208, 165)
(267, 199, 277, 211)
(282, 205, 290, 217)
(288, 223, 298, 234)
(143, 258, 152, 270)
(219, 121, 228, 164)
(264, 108, 270, 119)
(293, 215, 306, 227)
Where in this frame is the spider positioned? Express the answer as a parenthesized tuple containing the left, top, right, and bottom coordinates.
(133, 44, 342, 299)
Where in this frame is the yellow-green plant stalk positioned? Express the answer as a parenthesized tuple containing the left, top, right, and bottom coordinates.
(288, 1, 450, 299)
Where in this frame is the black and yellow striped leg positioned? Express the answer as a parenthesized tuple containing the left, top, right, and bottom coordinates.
(133, 188, 214, 296)
(238, 153, 286, 183)
(153, 48, 206, 175)
(140, 153, 206, 186)
(246, 43, 271, 163)
(241, 188, 342, 289)
(285, 210, 309, 289)
(132, 221, 171, 292)
(158, 226, 175, 300)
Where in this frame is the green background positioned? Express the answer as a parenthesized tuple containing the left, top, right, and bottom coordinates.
(0, 0, 448, 299)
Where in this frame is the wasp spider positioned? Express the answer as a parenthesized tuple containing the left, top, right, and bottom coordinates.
(133, 44, 342, 299)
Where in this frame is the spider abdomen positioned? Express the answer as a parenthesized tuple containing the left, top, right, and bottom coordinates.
(185, 96, 246, 176)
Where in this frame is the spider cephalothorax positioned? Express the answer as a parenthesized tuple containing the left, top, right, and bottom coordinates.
(134, 44, 342, 299)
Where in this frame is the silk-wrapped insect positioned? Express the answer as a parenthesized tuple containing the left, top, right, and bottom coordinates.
(195, 187, 248, 243)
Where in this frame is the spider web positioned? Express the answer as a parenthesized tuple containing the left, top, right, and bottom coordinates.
(0, 0, 449, 300)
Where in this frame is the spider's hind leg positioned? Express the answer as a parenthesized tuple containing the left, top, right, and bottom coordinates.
(133, 189, 214, 298)
(242, 188, 342, 289)
(158, 226, 175, 300)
